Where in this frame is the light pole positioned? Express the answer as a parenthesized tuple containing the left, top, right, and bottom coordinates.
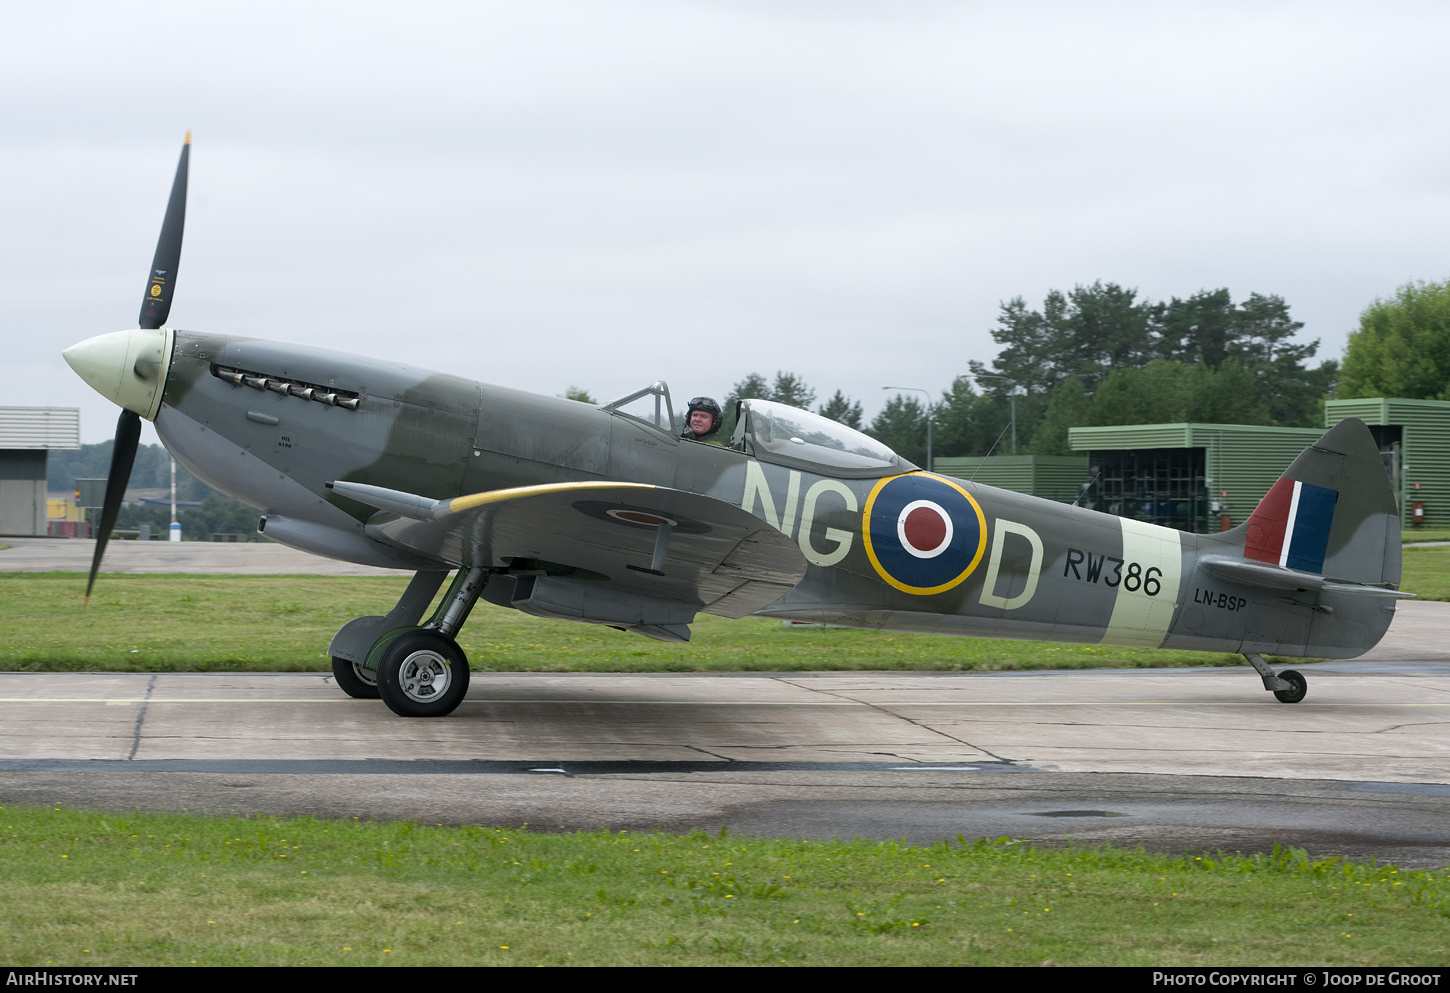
(973, 374, 1019, 455)
(881, 386, 933, 471)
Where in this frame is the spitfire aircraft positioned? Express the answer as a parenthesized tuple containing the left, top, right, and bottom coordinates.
(64, 137, 1408, 718)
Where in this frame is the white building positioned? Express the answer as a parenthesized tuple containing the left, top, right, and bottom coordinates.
(0, 407, 81, 536)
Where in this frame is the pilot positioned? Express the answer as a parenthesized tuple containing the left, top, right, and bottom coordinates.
(682, 396, 725, 446)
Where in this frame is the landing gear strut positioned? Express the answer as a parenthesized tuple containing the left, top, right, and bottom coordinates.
(327, 562, 487, 716)
(1245, 653, 1308, 704)
(328, 569, 448, 700)
(329, 566, 488, 718)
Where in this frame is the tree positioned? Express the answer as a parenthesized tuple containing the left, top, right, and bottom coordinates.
(1339, 279, 1450, 400)
(114, 499, 171, 538)
(1044, 360, 1276, 442)
(969, 292, 1070, 397)
(721, 372, 771, 436)
(1029, 360, 1316, 455)
(975, 283, 1328, 439)
(49, 441, 212, 500)
(1257, 353, 1337, 427)
(1150, 288, 1236, 368)
(1182, 361, 1272, 425)
(1091, 360, 1199, 426)
(53, 441, 294, 541)
(769, 372, 816, 410)
(561, 386, 596, 403)
(1094, 360, 1272, 426)
(1025, 376, 1091, 457)
(723, 371, 818, 436)
(866, 395, 927, 467)
(817, 390, 863, 429)
(1068, 280, 1153, 378)
(972, 281, 1152, 398)
(1149, 290, 1327, 424)
(1230, 292, 1312, 369)
(933, 376, 1010, 458)
(182, 492, 264, 541)
(968, 282, 1154, 448)
(725, 372, 771, 406)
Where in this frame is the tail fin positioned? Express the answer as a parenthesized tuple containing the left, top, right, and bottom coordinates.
(1240, 418, 1400, 587)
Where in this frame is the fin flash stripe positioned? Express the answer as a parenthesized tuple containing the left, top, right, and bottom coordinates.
(1244, 478, 1338, 574)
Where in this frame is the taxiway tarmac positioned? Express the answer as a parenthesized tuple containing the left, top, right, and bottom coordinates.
(2, 639, 1450, 865)
(3, 540, 1449, 865)
(0, 536, 408, 576)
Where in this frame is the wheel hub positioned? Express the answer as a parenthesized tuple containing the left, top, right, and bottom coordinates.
(399, 650, 450, 702)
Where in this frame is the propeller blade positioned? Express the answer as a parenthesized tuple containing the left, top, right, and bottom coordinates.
(138, 132, 190, 330)
(84, 408, 142, 605)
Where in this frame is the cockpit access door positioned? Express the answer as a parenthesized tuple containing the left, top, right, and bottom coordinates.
(603, 381, 679, 484)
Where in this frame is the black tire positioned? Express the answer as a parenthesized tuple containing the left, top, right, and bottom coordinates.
(376, 629, 470, 718)
(331, 655, 381, 699)
(1273, 669, 1307, 704)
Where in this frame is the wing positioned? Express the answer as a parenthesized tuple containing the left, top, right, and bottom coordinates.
(329, 480, 808, 633)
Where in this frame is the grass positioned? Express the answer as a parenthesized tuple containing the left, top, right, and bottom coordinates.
(5, 550, 1444, 672)
(3, 804, 1447, 967)
(3, 555, 1445, 966)
(0, 572, 1268, 673)
(1403, 528, 1450, 544)
(1400, 544, 1450, 600)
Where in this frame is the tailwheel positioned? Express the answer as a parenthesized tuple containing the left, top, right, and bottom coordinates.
(1273, 669, 1308, 704)
(376, 629, 470, 717)
(331, 655, 381, 699)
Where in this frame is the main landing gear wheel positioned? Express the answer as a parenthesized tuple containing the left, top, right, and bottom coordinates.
(1273, 669, 1308, 704)
(331, 655, 381, 699)
(376, 630, 470, 718)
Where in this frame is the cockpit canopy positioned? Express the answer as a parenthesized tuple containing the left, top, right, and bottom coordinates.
(734, 399, 912, 476)
(603, 383, 913, 477)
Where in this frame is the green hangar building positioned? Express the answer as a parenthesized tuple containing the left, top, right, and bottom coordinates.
(1066, 422, 1323, 533)
(1321, 397, 1450, 528)
(930, 454, 1089, 506)
(934, 397, 1450, 535)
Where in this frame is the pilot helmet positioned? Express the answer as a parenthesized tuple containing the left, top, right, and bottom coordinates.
(685, 396, 723, 436)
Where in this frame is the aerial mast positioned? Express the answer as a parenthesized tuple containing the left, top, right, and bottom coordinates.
(169, 458, 180, 541)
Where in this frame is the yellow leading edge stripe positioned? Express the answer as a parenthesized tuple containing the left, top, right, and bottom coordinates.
(447, 480, 659, 514)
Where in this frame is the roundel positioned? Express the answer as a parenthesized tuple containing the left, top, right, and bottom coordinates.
(863, 474, 987, 595)
(572, 500, 711, 535)
(607, 509, 677, 528)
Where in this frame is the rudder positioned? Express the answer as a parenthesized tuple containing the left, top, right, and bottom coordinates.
(1238, 418, 1400, 588)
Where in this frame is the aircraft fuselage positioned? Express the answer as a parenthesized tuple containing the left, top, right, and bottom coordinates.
(154, 330, 1396, 661)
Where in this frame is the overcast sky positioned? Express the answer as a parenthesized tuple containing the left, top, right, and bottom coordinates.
(5, 1, 1449, 444)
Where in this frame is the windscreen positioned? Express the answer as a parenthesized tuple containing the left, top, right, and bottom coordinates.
(745, 399, 903, 472)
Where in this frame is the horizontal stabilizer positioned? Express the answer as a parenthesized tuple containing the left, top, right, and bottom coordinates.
(1200, 554, 1412, 597)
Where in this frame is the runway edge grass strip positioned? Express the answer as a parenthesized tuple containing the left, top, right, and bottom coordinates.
(3, 804, 1448, 967)
(0, 572, 1357, 673)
